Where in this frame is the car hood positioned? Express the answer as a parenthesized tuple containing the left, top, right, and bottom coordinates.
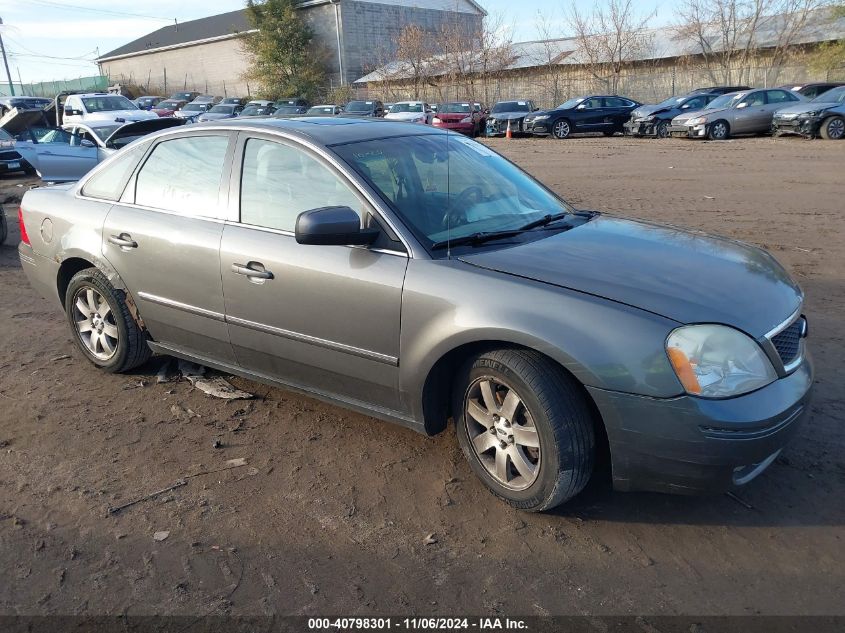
(631, 104, 684, 119)
(775, 101, 841, 115)
(489, 111, 530, 120)
(338, 112, 376, 117)
(458, 215, 801, 336)
(671, 107, 726, 123)
(102, 117, 185, 147)
(83, 110, 158, 122)
(385, 112, 427, 121)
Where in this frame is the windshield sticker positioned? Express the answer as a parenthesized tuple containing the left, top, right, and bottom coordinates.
(518, 101, 526, 105)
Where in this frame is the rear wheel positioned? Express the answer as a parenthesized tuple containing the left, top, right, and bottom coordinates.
(0, 213, 7, 246)
(552, 119, 571, 139)
(820, 115, 845, 140)
(454, 349, 595, 512)
(64, 268, 151, 373)
(708, 120, 730, 140)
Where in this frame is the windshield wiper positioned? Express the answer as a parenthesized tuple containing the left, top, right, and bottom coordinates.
(516, 212, 570, 231)
(430, 230, 525, 250)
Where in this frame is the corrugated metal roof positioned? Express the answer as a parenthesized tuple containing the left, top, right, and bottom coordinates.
(355, 8, 845, 83)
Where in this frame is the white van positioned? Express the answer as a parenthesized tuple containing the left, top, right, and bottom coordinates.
(63, 93, 158, 124)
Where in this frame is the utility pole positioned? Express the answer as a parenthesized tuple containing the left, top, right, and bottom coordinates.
(0, 18, 15, 96)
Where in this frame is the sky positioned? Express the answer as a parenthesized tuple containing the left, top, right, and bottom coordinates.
(0, 0, 670, 84)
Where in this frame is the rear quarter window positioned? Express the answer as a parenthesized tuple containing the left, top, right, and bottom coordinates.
(81, 143, 148, 201)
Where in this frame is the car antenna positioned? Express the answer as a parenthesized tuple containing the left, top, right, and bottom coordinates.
(446, 131, 451, 260)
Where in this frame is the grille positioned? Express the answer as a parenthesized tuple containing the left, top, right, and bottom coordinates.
(0, 150, 21, 161)
(771, 317, 804, 367)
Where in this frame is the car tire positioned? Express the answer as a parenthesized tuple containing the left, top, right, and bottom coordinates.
(656, 121, 670, 139)
(64, 267, 151, 373)
(820, 115, 845, 140)
(0, 213, 7, 246)
(453, 348, 595, 512)
(552, 119, 571, 139)
(708, 120, 730, 140)
(603, 130, 616, 137)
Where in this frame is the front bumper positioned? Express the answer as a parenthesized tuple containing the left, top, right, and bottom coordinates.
(624, 120, 656, 136)
(669, 123, 708, 139)
(772, 115, 821, 137)
(587, 355, 813, 495)
(486, 119, 524, 137)
(433, 121, 474, 135)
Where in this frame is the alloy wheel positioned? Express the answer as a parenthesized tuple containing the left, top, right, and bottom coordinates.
(464, 376, 541, 491)
(827, 117, 844, 140)
(656, 121, 669, 138)
(72, 286, 119, 361)
(710, 121, 728, 139)
(553, 120, 570, 139)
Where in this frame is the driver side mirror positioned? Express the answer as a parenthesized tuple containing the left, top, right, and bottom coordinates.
(295, 206, 379, 246)
(80, 139, 95, 148)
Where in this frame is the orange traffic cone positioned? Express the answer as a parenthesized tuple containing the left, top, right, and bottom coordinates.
(506, 119, 513, 139)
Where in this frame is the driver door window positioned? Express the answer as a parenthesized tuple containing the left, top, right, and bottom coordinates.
(239, 138, 365, 232)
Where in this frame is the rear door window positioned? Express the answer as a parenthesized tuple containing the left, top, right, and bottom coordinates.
(134, 135, 229, 218)
(766, 89, 797, 104)
(81, 143, 148, 201)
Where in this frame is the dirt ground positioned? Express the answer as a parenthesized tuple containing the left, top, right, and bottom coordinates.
(0, 136, 843, 618)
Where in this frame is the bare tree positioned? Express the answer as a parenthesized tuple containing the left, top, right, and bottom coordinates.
(394, 25, 438, 99)
(473, 12, 515, 106)
(565, 0, 656, 94)
(534, 12, 567, 107)
(676, 0, 831, 85)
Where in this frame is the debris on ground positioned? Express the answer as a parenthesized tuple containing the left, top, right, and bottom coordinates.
(49, 354, 71, 362)
(156, 359, 174, 384)
(153, 530, 170, 542)
(212, 439, 224, 449)
(176, 359, 253, 400)
(170, 404, 200, 420)
(225, 458, 248, 468)
(423, 533, 438, 545)
(107, 479, 188, 515)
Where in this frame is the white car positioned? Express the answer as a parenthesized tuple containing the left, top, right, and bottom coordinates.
(62, 93, 158, 124)
(384, 101, 434, 124)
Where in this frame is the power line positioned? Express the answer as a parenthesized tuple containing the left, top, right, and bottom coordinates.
(25, 0, 173, 22)
(5, 36, 97, 61)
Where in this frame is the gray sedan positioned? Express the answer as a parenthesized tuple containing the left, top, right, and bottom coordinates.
(670, 88, 806, 139)
(18, 119, 812, 511)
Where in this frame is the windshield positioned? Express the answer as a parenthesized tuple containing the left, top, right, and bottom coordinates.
(390, 103, 424, 113)
(345, 101, 374, 113)
(556, 98, 585, 109)
(492, 101, 530, 113)
(307, 106, 335, 114)
(655, 96, 686, 107)
(334, 134, 571, 250)
(157, 101, 179, 109)
(89, 124, 122, 141)
(82, 96, 137, 112)
(437, 103, 471, 113)
(0, 129, 13, 142)
(209, 105, 234, 114)
(275, 105, 303, 113)
(706, 93, 744, 110)
(183, 104, 205, 112)
(241, 106, 268, 116)
(812, 86, 845, 103)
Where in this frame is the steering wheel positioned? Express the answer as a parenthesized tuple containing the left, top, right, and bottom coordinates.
(442, 185, 484, 229)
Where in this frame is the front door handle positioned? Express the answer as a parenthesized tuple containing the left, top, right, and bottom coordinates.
(231, 262, 274, 280)
(108, 233, 138, 249)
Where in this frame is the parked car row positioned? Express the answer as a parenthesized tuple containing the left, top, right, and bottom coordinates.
(485, 82, 844, 141)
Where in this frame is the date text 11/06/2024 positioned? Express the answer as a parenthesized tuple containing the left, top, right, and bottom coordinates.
(308, 617, 528, 630)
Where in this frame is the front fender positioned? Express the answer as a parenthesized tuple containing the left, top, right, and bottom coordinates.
(399, 259, 684, 422)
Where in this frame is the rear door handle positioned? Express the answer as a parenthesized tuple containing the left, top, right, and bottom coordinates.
(108, 234, 138, 249)
(231, 262, 274, 280)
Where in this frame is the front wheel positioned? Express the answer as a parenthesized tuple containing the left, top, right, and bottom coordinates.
(64, 267, 152, 373)
(708, 120, 730, 140)
(820, 115, 845, 140)
(656, 121, 670, 139)
(454, 349, 595, 512)
(552, 119, 571, 139)
(0, 213, 7, 246)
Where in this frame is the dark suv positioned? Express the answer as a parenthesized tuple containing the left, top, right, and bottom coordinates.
(339, 100, 386, 118)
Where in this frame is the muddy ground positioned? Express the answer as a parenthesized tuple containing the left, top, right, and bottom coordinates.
(0, 136, 843, 617)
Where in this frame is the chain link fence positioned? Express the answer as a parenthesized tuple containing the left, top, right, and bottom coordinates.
(0, 75, 110, 99)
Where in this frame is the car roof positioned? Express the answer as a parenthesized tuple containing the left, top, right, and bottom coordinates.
(190, 117, 446, 146)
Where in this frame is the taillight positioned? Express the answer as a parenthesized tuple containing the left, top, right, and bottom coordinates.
(18, 207, 30, 245)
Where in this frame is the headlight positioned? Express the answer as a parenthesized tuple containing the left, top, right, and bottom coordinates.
(432, 117, 442, 123)
(533, 114, 549, 120)
(460, 116, 472, 123)
(638, 115, 655, 122)
(666, 325, 777, 398)
(804, 110, 826, 118)
(687, 116, 707, 126)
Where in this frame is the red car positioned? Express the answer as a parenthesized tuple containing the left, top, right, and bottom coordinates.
(432, 101, 486, 136)
(152, 99, 187, 117)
